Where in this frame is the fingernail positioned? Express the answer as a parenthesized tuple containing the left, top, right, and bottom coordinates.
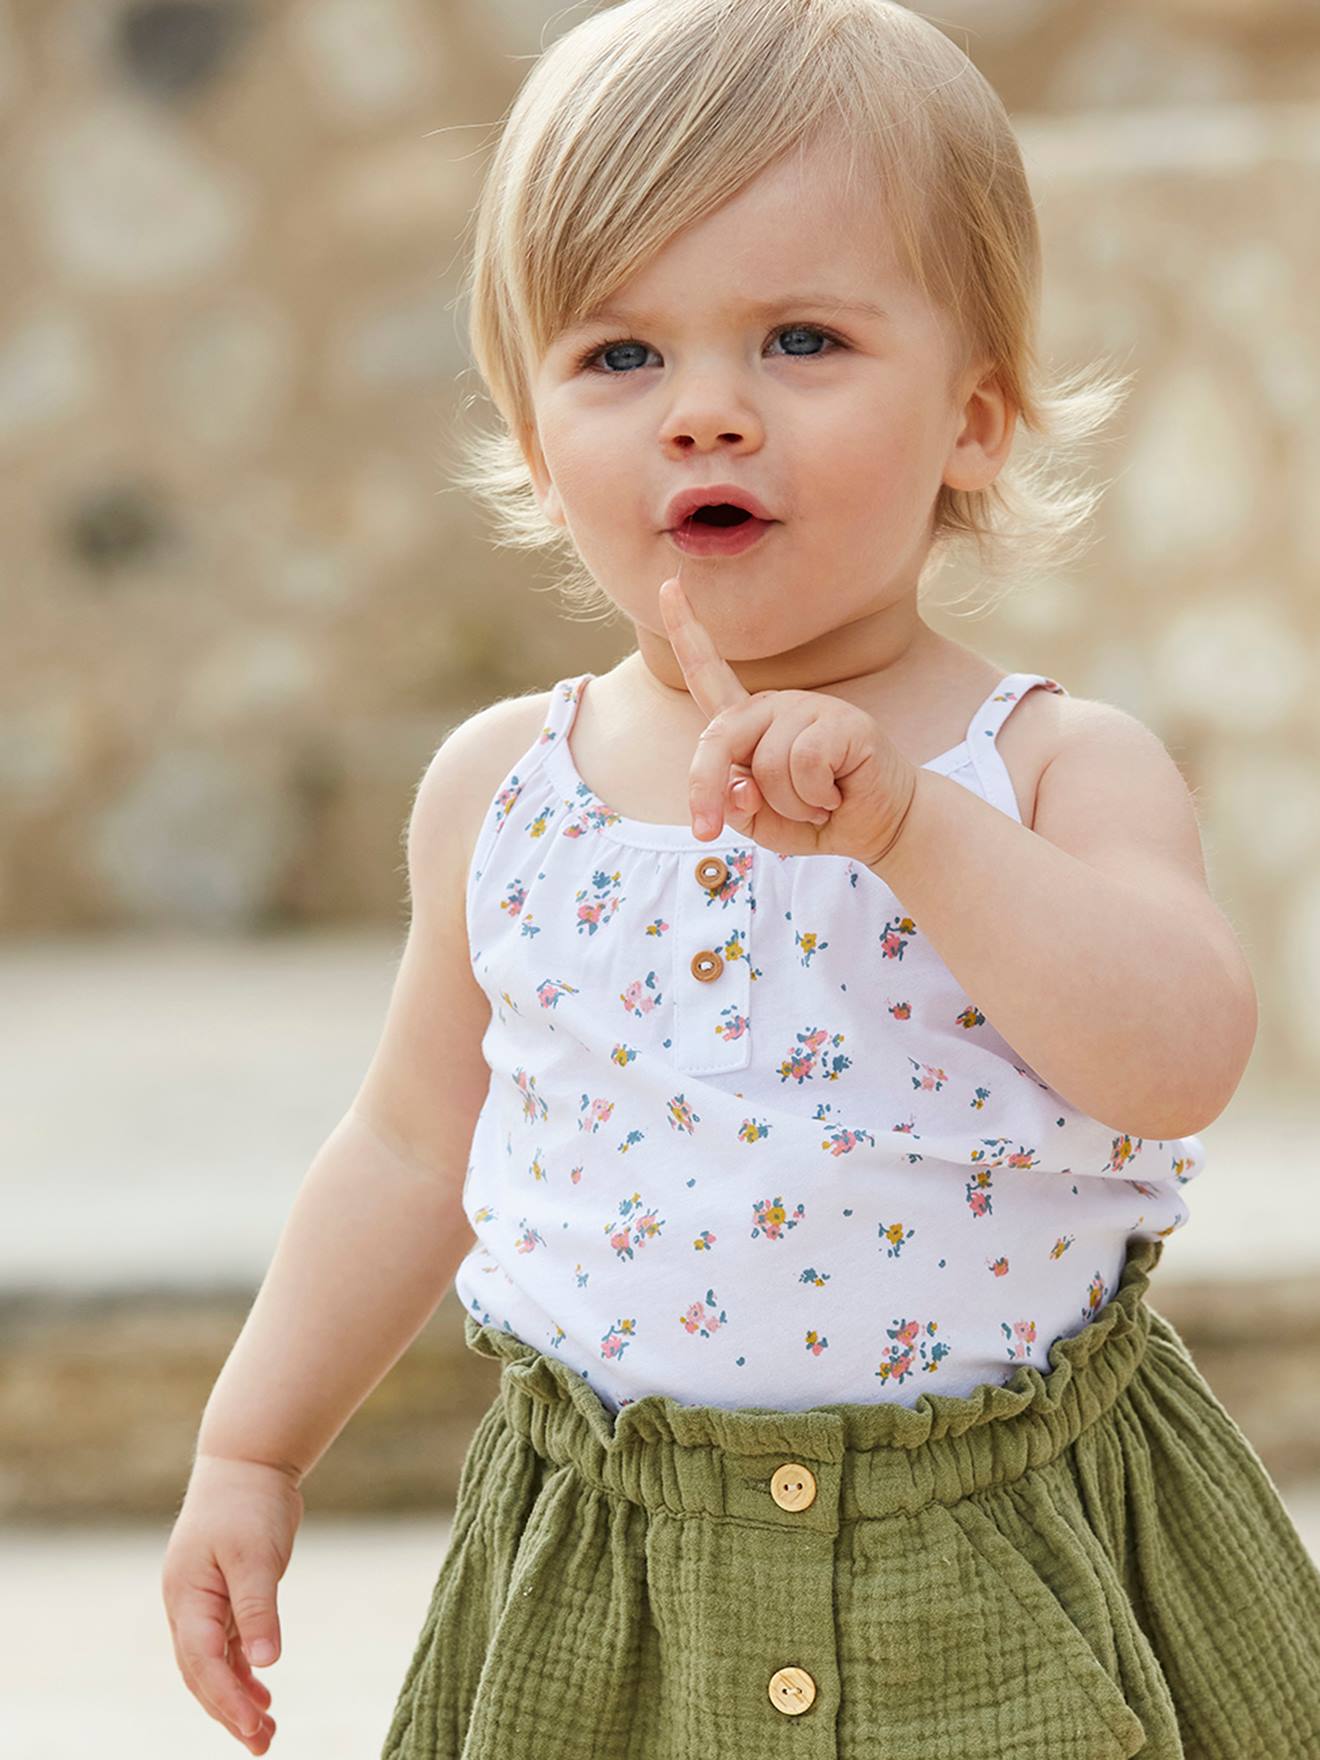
(247, 1640, 276, 1665)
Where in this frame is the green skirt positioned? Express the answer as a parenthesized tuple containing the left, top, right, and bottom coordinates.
(380, 1236, 1320, 1758)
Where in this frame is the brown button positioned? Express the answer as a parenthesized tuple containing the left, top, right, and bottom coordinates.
(770, 1462, 817, 1512)
(767, 1666, 816, 1716)
(690, 948, 723, 982)
(694, 854, 729, 892)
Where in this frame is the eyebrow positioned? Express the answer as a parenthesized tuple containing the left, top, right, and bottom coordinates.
(562, 292, 892, 335)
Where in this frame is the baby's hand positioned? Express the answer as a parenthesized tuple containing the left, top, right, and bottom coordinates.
(161, 1453, 303, 1754)
(657, 576, 920, 867)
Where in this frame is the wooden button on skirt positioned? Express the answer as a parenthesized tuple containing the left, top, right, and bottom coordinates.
(381, 1234, 1320, 1760)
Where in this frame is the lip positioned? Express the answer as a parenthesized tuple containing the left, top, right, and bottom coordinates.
(663, 483, 777, 528)
(666, 515, 776, 557)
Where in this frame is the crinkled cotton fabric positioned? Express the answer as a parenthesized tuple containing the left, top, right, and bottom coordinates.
(381, 1235, 1320, 1759)
(452, 671, 1206, 1413)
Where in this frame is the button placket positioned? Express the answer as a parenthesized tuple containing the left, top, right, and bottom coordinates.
(709, 1448, 839, 1740)
(672, 849, 752, 1074)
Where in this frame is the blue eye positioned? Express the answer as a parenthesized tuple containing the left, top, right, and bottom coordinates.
(572, 323, 845, 374)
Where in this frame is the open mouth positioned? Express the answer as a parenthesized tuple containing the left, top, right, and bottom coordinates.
(667, 503, 775, 556)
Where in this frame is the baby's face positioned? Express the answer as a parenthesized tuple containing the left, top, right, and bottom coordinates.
(525, 132, 1007, 659)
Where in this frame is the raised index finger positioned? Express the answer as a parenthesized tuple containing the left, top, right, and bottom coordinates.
(658, 576, 750, 720)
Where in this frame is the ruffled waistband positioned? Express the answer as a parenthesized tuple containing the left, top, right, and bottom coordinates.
(461, 1234, 1164, 1519)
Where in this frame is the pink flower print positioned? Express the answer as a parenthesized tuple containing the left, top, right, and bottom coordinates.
(693, 1229, 716, 1251)
(988, 1256, 1009, 1276)
(605, 1191, 666, 1260)
(1127, 1178, 1159, 1199)
(1001, 1316, 1037, 1362)
(875, 1316, 949, 1382)
(889, 1001, 912, 1020)
(879, 914, 918, 959)
(563, 784, 625, 839)
(511, 1067, 550, 1124)
(678, 1289, 727, 1338)
(536, 978, 577, 1009)
(620, 972, 662, 1017)
(570, 1163, 584, 1185)
(822, 1126, 875, 1156)
(955, 1002, 986, 1029)
(514, 1220, 546, 1254)
(600, 1318, 636, 1359)
(794, 928, 828, 967)
(737, 1117, 771, 1144)
(492, 778, 523, 832)
(715, 1006, 750, 1043)
(1004, 1147, 1041, 1170)
(804, 1329, 829, 1357)
(909, 1059, 949, 1094)
(1082, 1272, 1108, 1319)
(1048, 1236, 1074, 1259)
(964, 1168, 994, 1218)
(667, 1094, 701, 1134)
(751, 1196, 806, 1240)
(1104, 1134, 1141, 1173)
(702, 848, 752, 906)
(501, 880, 528, 918)
(644, 917, 670, 937)
(879, 1221, 914, 1258)
(799, 1266, 830, 1288)
(970, 1086, 990, 1110)
(577, 1094, 615, 1133)
(1171, 1153, 1196, 1181)
(574, 868, 624, 935)
(776, 1025, 850, 1084)
(609, 1043, 638, 1068)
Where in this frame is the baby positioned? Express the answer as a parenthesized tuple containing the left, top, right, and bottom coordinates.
(162, 4, 1320, 1757)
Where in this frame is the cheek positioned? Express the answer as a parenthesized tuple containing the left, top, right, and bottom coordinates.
(540, 416, 631, 512)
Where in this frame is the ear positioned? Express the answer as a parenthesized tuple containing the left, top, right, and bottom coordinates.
(522, 424, 567, 529)
(941, 363, 1017, 494)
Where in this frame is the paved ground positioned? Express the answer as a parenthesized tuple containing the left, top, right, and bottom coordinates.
(3, 1497, 1320, 1759)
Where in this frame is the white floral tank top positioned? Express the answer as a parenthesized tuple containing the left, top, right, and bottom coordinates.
(451, 671, 1205, 1414)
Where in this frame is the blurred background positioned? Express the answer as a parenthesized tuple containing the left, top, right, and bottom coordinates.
(2, 0, 1319, 1753)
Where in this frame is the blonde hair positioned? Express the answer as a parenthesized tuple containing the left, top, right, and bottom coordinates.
(447, 0, 1133, 622)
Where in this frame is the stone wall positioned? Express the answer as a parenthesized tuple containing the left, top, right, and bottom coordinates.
(3, 1, 1319, 1081)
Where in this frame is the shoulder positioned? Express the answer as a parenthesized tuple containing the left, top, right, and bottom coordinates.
(407, 686, 556, 903)
(1041, 693, 1194, 786)
(1032, 692, 1219, 905)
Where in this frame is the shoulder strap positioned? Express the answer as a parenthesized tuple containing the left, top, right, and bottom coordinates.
(466, 674, 591, 905)
(963, 672, 1067, 823)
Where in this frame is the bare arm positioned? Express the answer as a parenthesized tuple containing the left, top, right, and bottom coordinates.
(869, 702, 1258, 1142)
(192, 696, 539, 1485)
